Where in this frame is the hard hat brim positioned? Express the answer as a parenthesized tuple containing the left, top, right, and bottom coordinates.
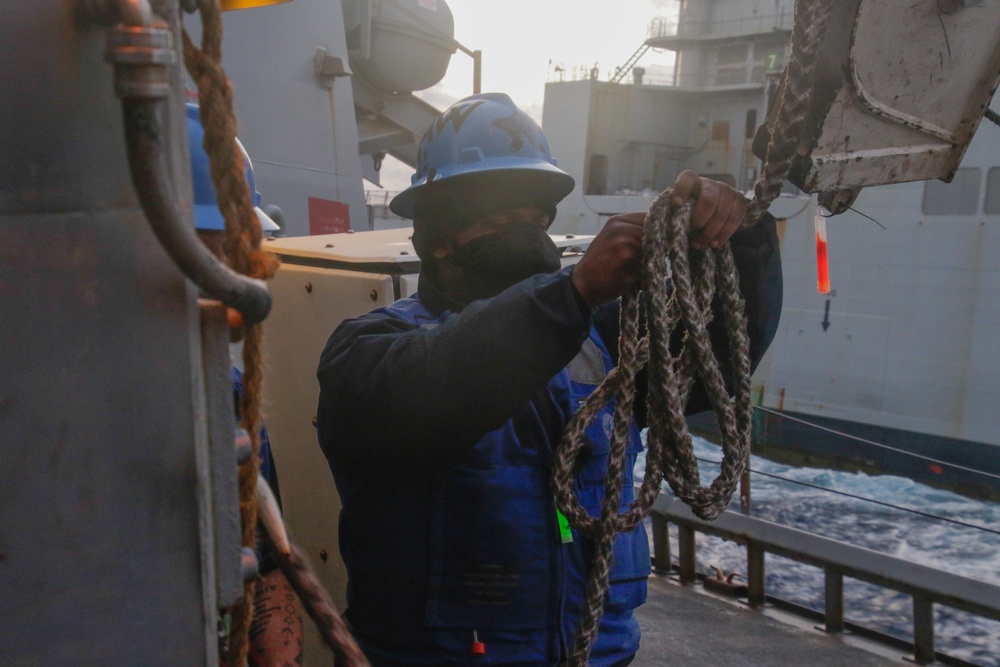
(389, 158, 575, 220)
(194, 204, 280, 232)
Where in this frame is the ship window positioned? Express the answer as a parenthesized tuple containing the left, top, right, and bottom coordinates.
(715, 68, 747, 86)
(587, 154, 608, 196)
(922, 168, 981, 215)
(985, 167, 1000, 215)
(745, 109, 757, 139)
(717, 44, 748, 65)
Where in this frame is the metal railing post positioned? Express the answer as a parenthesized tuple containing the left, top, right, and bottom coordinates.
(823, 566, 845, 633)
(747, 541, 766, 606)
(678, 524, 697, 584)
(651, 514, 671, 572)
(472, 50, 482, 94)
(913, 596, 935, 664)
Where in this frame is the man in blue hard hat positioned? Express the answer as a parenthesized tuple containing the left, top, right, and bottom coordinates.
(187, 104, 303, 667)
(316, 93, 782, 666)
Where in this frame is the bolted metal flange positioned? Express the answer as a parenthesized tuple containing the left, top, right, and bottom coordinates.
(105, 24, 175, 99)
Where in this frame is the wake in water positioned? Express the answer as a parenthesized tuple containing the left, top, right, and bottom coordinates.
(636, 437, 1000, 666)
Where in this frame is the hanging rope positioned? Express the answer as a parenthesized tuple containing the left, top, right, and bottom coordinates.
(182, 2, 280, 665)
(182, 5, 370, 665)
(551, 1, 836, 664)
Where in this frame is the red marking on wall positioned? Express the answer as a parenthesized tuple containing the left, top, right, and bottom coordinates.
(308, 197, 350, 235)
(929, 464, 944, 475)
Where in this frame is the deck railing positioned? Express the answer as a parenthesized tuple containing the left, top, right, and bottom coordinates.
(651, 496, 1000, 665)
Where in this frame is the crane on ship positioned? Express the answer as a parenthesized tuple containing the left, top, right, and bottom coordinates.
(1, 0, 998, 665)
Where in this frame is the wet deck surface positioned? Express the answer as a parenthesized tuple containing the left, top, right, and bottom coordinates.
(633, 573, 906, 666)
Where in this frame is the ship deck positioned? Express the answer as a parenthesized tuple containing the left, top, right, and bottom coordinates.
(633, 573, 905, 666)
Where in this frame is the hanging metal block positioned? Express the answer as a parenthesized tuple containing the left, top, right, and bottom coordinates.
(782, 0, 1000, 192)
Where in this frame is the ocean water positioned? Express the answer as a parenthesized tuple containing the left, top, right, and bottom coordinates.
(635, 437, 1000, 666)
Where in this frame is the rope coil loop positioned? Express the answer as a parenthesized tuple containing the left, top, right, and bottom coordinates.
(552, 193, 752, 666)
(552, 1, 837, 662)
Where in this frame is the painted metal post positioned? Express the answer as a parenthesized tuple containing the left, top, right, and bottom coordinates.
(913, 596, 935, 664)
(747, 541, 766, 606)
(823, 566, 845, 633)
(472, 49, 482, 94)
(651, 513, 671, 572)
(678, 524, 697, 584)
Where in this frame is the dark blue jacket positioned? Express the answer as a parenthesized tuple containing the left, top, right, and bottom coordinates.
(316, 220, 782, 666)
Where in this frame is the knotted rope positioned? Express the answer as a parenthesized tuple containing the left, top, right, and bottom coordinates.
(551, 1, 836, 664)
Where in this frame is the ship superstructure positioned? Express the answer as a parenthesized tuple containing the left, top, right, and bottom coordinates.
(543, 0, 796, 235)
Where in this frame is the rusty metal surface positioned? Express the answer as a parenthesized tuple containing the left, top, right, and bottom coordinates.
(0, 1, 218, 662)
(797, 0, 1000, 192)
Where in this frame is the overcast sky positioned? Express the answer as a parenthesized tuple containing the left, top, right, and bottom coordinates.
(376, 0, 682, 191)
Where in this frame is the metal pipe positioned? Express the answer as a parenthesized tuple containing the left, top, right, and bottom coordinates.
(76, 0, 153, 27)
(105, 21, 272, 325)
(472, 49, 482, 94)
(121, 99, 272, 324)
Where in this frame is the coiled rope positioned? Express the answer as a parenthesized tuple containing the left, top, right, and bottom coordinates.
(182, 5, 369, 663)
(551, 1, 836, 664)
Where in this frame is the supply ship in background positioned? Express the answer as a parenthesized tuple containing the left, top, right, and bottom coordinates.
(538, 0, 1000, 501)
(4, 0, 1000, 665)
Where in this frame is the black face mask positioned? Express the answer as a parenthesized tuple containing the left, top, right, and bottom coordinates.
(447, 220, 562, 301)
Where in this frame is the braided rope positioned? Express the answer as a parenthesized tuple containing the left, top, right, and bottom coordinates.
(746, 0, 835, 225)
(552, 2, 836, 664)
(271, 544, 371, 667)
(181, 2, 279, 665)
(552, 197, 751, 666)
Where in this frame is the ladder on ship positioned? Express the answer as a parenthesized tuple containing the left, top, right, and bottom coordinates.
(610, 43, 650, 84)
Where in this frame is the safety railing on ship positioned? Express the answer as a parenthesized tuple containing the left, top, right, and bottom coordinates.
(661, 10, 792, 39)
(651, 407, 1000, 666)
(650, 495, 1000, 666)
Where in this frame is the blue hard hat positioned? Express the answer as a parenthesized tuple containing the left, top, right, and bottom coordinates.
(186, 104, 279, 232)
(389, 93, 575, 220)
